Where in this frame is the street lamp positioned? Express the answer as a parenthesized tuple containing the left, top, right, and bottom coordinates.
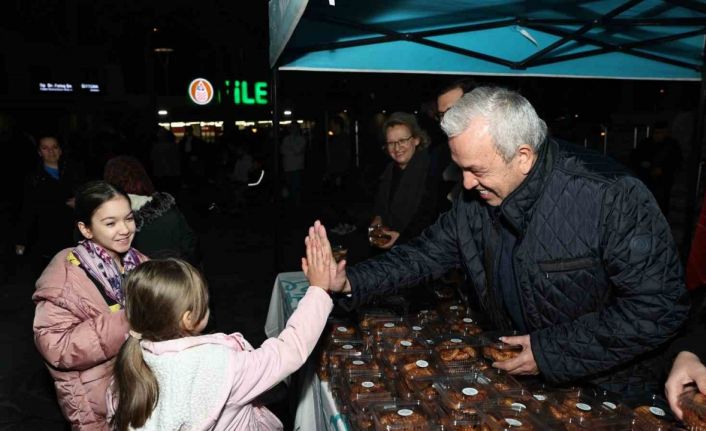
(154, 46, 174, 95)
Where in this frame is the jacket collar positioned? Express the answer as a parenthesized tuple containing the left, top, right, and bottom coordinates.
(141, 332, 246, 355)
(498, 138, 556, 235)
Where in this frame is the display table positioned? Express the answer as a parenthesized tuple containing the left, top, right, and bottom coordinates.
(265, 272, 349, 431)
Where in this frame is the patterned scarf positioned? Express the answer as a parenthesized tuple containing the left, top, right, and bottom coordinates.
(72, 240, 144, 305)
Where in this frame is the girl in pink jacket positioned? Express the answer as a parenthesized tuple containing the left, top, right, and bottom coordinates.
(109, 231, 334, 430)
(33, 181, 149, 430)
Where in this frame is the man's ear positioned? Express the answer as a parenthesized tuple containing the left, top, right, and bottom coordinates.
(516, 145, 536, 175)
(77, 222, 93, 240)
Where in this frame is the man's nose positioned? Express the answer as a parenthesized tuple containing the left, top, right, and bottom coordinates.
(463, 172, 479, 190)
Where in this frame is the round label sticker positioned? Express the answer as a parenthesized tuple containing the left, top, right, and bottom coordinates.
(352, 360, 365, 366)
(361, 381, 375, 388)
(336, 326, 348, 332)
(463, 318, 474, 323)
(650, 407, 666, 417)
(511, 403, 527, 410)
(412, 326, 423, 331)
(451, 338, 463, 343)
(426, 339, 434, 345)
(450, 305, 459, 310)
(342, 344, 354, 350)
(603, 402, 617, 410)
(416, 360, 429, 368)
(420, 309, 429, 314)
(397, 409, 413, 417)
(505, 418, 523, 427)
(384, 322, 395, 328)
(462, 387, 479, 396)
(576, 403, 592, 412)
(400, 340, 413, 347)
(533, 394, 547, 401)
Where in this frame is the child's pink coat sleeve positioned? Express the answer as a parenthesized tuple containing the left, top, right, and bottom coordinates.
(227, 286, 332, 405)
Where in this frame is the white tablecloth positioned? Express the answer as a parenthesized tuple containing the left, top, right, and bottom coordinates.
(265, 272, 349, 431)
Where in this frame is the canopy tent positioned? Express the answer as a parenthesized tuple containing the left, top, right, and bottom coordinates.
(268, 0, 706, 267)
(270, 0, 706, 80)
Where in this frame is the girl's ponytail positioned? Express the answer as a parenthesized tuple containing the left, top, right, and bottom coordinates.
(111, 336, 159, 431)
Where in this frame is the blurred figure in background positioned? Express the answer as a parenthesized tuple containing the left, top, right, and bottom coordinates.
(436, 78, 478, 206)
(631, 121, 682, 215)
(281, 122, 306, 207)
(16, 134, 83, 273)
(104, 156, 198, 265)
(150, 127, 181, 196)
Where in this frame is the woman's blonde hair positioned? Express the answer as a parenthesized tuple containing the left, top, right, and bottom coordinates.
(111, 259, 210, 431)
(382, 111, 431, 149)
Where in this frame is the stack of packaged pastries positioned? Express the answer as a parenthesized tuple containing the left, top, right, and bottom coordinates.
(313, 283, 691, 430)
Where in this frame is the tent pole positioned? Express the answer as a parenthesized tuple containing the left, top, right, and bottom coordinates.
(682, 46, 706, 259)
(272, 66, 281, 272)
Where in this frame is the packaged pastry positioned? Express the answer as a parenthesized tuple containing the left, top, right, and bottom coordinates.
(371, 400, 435, 431)
(438, 410, 483, 431)
(372, 318, 411, 343)
(383, 350, 433, 373)
(481, 407, 546, 431)
(438, 374, 499, 418)
(481, 341, 522, 363)
(631, 405, 674, 431)
(448, 316, 484, 336)
(399, 359, 439, 385)
(415, 308, 442, 324)
(544, 388, 615, 426)
(590, 389, 633, 417)
(395, 376, 417, 401)
(680, 390, 706, 431)
(434, 337, 480, 368)
(350, 397, 399, 430)
(438, 302, 467, 319)
(492, 389, 544, 416)
(408, 376, 442, 403)
(343, 355, 383, 376)
(343, 373, 395, 405)
(442, 359, 491, 376)
(478, 369, 521, 394)
(326, 320, 359, 340)
(359, 310, 399, 332)
(328, 339, 367, 371)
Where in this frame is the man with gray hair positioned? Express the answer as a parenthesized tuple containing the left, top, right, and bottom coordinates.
(307, 86, 688, 399)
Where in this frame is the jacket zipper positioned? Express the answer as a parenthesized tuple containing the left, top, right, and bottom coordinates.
(512, 235, 532, 331)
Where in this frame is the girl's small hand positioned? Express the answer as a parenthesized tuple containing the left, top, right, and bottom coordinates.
(304, 231, 331, 291)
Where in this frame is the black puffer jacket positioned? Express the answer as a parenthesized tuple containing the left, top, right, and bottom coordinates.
(345, 139, 689, 398)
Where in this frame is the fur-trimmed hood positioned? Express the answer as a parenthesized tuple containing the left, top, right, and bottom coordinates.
(130, 192, 176, 231)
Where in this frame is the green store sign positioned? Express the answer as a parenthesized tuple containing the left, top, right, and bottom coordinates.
(188, 78, 269, 106)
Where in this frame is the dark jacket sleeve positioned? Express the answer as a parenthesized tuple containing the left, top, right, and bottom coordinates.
(342, 204, 462, 310)
(16, 175, 37, 246)
(531, 177, 689, 383)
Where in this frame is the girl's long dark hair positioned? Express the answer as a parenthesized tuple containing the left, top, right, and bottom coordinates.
(111, 259, 210, 431)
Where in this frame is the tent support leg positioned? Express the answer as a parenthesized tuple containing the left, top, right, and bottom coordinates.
(682, 49, 706, 259)
(272, 67, 281, 272)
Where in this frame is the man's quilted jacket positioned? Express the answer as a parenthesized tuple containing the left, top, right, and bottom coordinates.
(345, 139, 689, 398)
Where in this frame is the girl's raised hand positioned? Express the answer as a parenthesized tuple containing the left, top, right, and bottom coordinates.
(303, 230, 331, 291)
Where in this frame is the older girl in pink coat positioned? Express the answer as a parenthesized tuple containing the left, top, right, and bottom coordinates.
(33, 181, 149, 430)
(108, 227, 334, 430)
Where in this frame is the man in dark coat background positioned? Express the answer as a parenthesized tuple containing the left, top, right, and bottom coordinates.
(308, 86, 689, 401)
